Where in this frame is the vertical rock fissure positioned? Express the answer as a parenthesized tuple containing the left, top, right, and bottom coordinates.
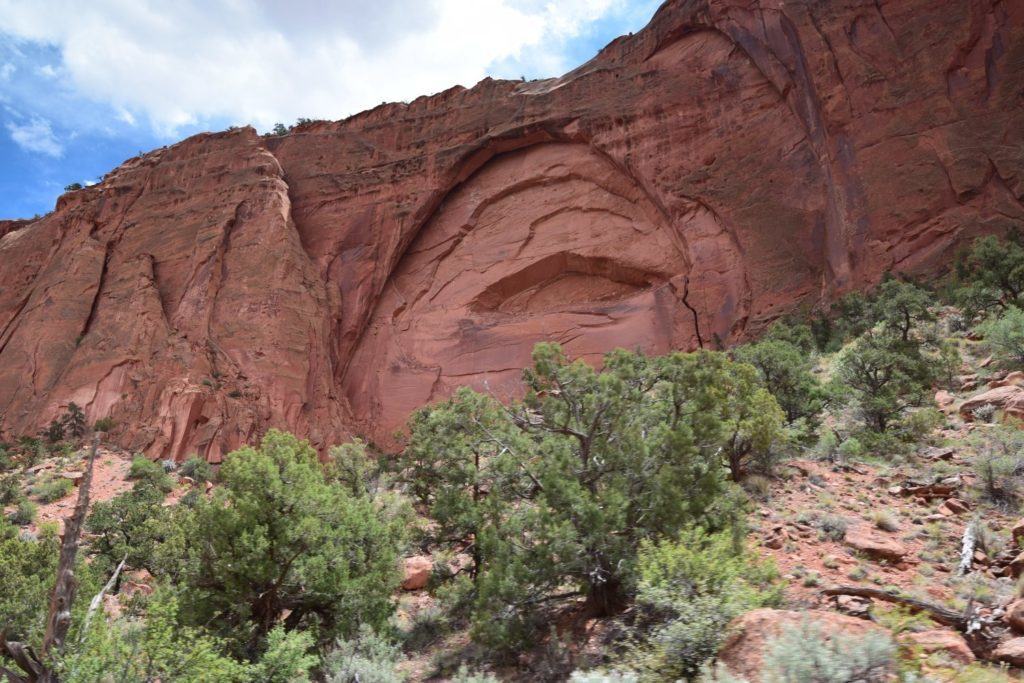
(681, 276, 704, 349)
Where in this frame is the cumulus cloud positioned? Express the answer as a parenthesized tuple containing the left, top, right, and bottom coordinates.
(6, 117, 62, 156)
(0, 0, 637, 136)
(0, 62, 13, 80)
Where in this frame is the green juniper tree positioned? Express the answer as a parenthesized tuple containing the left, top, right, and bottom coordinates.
(953, 232, 1024, 318)
(835, 331, 936, 433)
(404, 344, 782, 650)
(171, 430, 404, 658)
(734, 337, 824, 429)
(871, 277, 935, 343)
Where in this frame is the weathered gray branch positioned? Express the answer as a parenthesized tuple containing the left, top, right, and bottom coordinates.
(80, 553, 127, 642)
(958, 521, 977, 577)
(1, 437, 99, 682)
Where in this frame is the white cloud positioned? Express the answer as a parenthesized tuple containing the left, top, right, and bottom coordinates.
(6, 117, 63, 156)
(0, 0, 631, 136)
(36, 63, 57, 78)
(0, 62, 13, 80)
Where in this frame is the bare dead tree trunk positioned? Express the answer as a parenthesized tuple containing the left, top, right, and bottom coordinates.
(80, 554, 127, 642)
(958, 521, 977, 577)
(1, 437, 99, 683)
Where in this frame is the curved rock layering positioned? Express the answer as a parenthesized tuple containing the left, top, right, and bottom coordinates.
(1, 0, 1022, 458)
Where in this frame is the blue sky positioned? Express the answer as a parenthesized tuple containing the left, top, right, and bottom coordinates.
(0, 1, 660, 219)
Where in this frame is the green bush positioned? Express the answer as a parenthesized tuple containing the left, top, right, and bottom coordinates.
(326, 439, 382, 497)
(0, 472, 22, 504)
(128, 456, 174, 493)
(63, 402, 87, 439)
(10, 500, 37, 526)
(836, 437, 865, 463)
(971, 427, 1024, 505)
(0, 445, 14, 473)
(901, 407, 944, 442)
(762, 619, 896, 682)
(61, 591, 248, 682)
(323, 625, 406, 683)
(450, 667, 501, 683)
(173, 430, 404, 656)
(0, 522, 99, 647)
(979, 307, 1024, 368)
(93, 417, 116, 433)
(247, 627, 319, 683)
(734, 337, 825, 430)
(0, 523, 58, 642)
(701, 619, 898, 682)
(620, 527, 780, 680)
(871, 278, 935, 343)
(178, 456, 213, 483)
(86, 483, 171, 575)
(30, 474, 74, 503)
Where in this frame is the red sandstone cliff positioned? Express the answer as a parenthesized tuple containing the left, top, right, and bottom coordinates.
(1, 0, 1021, 459)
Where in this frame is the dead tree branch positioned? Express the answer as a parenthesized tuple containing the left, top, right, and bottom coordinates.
(1, 437, 100, 682)
(821, 585, 1005, 659)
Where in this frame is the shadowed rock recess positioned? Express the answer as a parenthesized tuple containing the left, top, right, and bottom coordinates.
(1, 0, 1022, 460)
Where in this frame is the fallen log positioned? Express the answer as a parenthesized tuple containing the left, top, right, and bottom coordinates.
(821, 585, 1005, 660)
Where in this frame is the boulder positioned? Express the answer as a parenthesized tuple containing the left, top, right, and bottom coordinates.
(960, 386, 1024, 421)
(717, 609, 891, 681)
(938, 498, 970, 516)
(401, 555, 433, 591)
(993, 637, 1024, 666)
(989, 371, 1024, 388)
(1012, 519, 1024, 547)
(834, 594, 872, 618)
(921, 446, 955, 461)
(901, 629, 975, 664)
(1005, 600, 1024, 633)
(934, 390, 956, 411)
(845, 526, 908, 562)
(58, 471, 85, 486)
(1009, 551, 1024, 578)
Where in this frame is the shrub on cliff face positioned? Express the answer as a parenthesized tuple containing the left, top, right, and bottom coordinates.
(403, 344, 781, 651)
(173, 430, 404, 658)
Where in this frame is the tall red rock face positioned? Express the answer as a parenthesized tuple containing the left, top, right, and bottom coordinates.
(1, 0, 1022, 459)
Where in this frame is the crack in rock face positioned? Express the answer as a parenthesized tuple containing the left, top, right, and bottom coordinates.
(343, 142, 733, 440)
